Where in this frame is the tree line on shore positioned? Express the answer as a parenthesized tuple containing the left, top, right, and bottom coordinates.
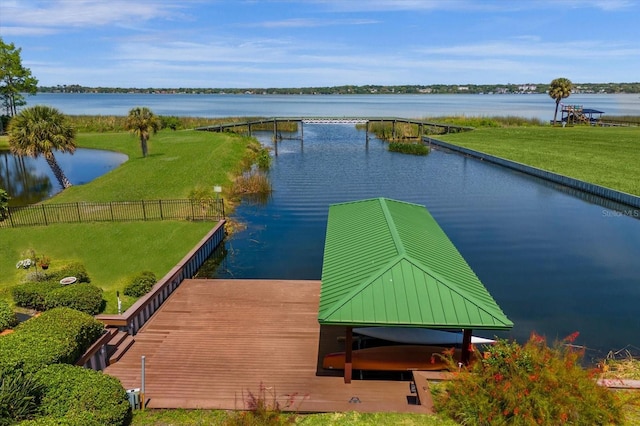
(36, 81, 640, 95)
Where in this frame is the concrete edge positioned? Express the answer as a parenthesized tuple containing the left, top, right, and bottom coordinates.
(425, 137, 640, 211)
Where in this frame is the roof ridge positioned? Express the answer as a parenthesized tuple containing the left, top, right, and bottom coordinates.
(378, 198, 406, 256)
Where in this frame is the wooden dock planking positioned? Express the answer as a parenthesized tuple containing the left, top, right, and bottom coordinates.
(104, 279, 431, 414)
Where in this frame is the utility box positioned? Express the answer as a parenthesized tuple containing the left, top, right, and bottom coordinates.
(126, 388, 141, 409)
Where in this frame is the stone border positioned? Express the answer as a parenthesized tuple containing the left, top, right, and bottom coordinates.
(425, 137, 640, 211)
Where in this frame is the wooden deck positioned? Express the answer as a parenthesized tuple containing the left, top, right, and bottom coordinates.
(104, 279, 433, 414)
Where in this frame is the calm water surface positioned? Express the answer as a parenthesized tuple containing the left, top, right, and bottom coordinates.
(0, 149, 127, 206)
(28, 93, 640, 121)
(209, 125, 640, 359)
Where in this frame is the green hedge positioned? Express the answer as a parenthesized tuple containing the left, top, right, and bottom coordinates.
(29, 364, 130, 426)
(12, 281, 103, 315)
(123, 271, 157, 298)
(0, 300, 17, 332)
(46, 262, 91, 284)
(0, 308, 105, 374)
(12, 281, 62, 311)
(44, 284, 104, 315)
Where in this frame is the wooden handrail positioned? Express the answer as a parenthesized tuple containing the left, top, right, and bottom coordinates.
(96, 220, 226, 334)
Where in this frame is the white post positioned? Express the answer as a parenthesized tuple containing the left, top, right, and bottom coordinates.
(141, 355, 146, 410)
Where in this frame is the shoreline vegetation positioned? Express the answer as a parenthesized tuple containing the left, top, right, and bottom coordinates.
(37, 81, 640, 94)
(1, 114, 640, 424)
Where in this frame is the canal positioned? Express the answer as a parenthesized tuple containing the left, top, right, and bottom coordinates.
(208, 123, 640, 360)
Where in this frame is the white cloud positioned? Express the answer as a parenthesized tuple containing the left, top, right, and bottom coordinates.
(0, 0, 191, 34)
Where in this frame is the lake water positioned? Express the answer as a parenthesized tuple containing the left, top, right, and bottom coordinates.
(27, 92, 640, 121)
(0, 149, 127, 206)
(14, 93, 640, 357)
(207, 125, 640, 360)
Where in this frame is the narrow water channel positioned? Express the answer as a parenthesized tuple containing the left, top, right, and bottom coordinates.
(209, 124, 640, 359)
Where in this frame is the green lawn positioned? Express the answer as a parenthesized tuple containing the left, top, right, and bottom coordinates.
(131, 409, 458, 425)
(437, 126, 640, 196)
(0, 130, 252, 312)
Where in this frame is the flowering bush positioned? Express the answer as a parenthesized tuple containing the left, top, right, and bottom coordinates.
(433, 332, 624, 425)
(16, 258, 33, 269)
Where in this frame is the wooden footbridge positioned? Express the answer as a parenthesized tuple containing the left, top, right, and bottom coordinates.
(196, 117, 472, 142)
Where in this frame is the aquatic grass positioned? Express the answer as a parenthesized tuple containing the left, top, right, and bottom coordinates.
(388, 141, 429, 155)
(438, 126, 640, 196)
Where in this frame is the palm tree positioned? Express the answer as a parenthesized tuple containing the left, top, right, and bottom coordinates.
(124, 107, 161, 157)
(7, 105, 76, 189)
(549, 78, 573, 125)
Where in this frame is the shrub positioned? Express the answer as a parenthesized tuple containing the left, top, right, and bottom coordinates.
(33, 364, 130, 426)
(123, 271, 157, 298)
(0, 308, 105, 374)
(0, 370, 43, 425)
(47, 262, 90, 283)
(388, 142, 429, 155)
(433, 332, 623, 425)
(0, 300, 17, 332)
(43, 284, 104, 315)
(12, 281, 61, 311)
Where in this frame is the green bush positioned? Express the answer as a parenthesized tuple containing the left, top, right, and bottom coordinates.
(0, 370, 43, 425)
(12, 280, 103, 315)
(0, 300, 17, 332)
(388, 142, 429, 155)
(47, 262, 90, 283)
(12, 281, 61, 311)
(43, 284, 104, 315)
(0, 308, 104, 374)
(32, 364, 130, 426)
(433, 332, 623, 425)
(123, 271, 157, 298)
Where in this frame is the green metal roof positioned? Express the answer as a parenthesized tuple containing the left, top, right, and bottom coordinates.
(318, 198, 513, 330)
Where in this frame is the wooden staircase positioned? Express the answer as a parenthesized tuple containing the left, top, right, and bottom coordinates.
(106, 328, 135, 366)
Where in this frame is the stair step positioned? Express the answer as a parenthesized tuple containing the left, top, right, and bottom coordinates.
(108, 330, 130, 347)
(108, 335, 135, 365)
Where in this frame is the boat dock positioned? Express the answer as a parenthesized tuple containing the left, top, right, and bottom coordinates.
(104, 279, 434, 414)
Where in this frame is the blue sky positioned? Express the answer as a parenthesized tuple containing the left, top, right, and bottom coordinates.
(1, 0, 639, 88)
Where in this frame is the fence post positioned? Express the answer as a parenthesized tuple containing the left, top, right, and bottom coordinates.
(110, 201, 114, 221)
(159, 200, 164, 220)
(42, 204, 48, 226)
(142, 200, 146, 221)
(76, 202, 81, 222)
(8, 208, 15, 228)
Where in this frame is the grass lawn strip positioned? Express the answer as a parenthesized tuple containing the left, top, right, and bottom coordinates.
(438, 126, 640, 196)
(0, 130, 252, 312)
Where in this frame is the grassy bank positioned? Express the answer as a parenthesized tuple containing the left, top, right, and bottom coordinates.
(437, 126, 640, 196)
(0, 129, 253, 312)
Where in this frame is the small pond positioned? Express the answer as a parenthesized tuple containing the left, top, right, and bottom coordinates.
(0, 149, 128, 206)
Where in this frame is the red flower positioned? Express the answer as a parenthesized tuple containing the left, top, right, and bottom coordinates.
(564, 331, 579, 343)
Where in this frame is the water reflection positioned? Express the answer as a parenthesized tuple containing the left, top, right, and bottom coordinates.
(0, 149, 128, 206)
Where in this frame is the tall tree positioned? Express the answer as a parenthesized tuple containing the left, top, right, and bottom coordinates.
(549, 77, 573, 125)
(0, 38, 38, 117)
(7, 105, 76, 189)
(124, 107, 161, 157)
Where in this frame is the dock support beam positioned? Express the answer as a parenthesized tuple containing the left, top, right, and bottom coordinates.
(461, 329, 472, 365)
(344, 326, 353, 384)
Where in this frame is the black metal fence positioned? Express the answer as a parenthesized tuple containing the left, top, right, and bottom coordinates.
(0, 199, 225, 228)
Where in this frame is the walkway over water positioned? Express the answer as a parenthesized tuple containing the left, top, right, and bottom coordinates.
(195, 116, 472, 138)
